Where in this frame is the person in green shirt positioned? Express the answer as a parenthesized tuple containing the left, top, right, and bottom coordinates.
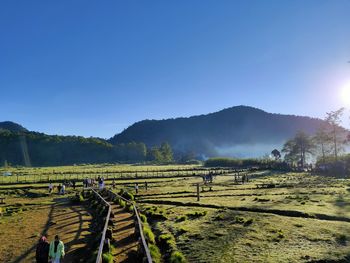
(49, 235, 65, 263)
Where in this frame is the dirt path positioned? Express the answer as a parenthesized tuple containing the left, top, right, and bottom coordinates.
(9, 197, 94, 263)
(104, 195, 139, 263)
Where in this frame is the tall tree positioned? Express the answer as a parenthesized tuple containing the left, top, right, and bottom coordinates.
(147, 147, 163, 162)
(160, 142, 173, 162)
(282, 131, 314, 167)
(271, 149, 281, 160)
(325, 108, 345, 160)
(313, 125, 332, 164)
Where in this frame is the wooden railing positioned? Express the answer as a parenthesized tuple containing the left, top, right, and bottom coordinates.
(88, 188, 152, 263)
(106, 189, 152, 263)
(88, 188, 112, 263)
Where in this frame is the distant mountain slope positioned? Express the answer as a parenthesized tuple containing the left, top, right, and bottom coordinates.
(0, 121, 27, 132)
(110, 106, 328, 157)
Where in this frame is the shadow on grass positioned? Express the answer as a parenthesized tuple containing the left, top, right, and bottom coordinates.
(12, 197, 95, 263)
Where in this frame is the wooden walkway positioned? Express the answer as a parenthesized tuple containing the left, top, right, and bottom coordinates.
(102, 193, 139, 263)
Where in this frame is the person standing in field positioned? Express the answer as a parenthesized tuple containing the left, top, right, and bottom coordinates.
(101, 177, 105, 189)
(98, 177, 104, 190)
(83, 178, 88, 188)
(57, 184, 62, 194)
(36, 236, 50, 263)
(135, 183, 139, 194)
(49, 235, 65, 263)
(48, 182, 53, 193)
(61, 184, 65, 195)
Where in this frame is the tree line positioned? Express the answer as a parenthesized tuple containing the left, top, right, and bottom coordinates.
(205, 108, 350, 176)
(0, 130, 174, 166)
(274, 108, 350, 175)
(204, 157, 289, 170)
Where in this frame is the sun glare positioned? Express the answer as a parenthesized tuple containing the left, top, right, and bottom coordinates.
(340, 82, 350, 106)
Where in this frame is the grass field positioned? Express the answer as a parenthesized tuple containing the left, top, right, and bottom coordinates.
(0, 188, 96, 263)
(134, 170, 350, 263)
(1, 164, 350, 262)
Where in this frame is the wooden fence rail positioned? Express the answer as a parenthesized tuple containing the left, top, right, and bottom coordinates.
(88, 188, 112, 263)
(0, 168, 234, 185)
(107, 189, 152, 263)
(88, 188, 152, 263)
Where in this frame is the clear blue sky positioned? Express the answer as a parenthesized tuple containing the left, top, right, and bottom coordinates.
(1, 0, 350, 138)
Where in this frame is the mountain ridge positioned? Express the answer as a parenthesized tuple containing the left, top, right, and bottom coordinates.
(0, 121, 28, 133)
(109, 105, 329, 157)
(0, 105, 333, 164)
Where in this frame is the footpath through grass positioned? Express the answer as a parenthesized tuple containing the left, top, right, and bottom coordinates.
(0, 189, 96, 263)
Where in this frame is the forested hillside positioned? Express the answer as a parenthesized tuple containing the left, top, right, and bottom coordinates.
(1, 106, 332, 166)
(110, 106, 328, 157)
(0, 129, 150, 166)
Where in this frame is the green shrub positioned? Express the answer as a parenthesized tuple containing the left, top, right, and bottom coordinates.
(118, 199, 126, 208)
(117, 189, 134, 200)
(122, 191, 134, 201)
(140, 214, 147, 223)
(149, 244, 161, 263)
(170, 251, 187, 263)
(126, 204, 134, 213)
(145, 210, 168, 221)
(143, 226, 155, 244)
(158, 233, 176, 251)
(102, 253, 113, 263)
(159, 233, 173, 242)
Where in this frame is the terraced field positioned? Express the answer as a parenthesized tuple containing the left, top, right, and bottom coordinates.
(135, 171, 350, 263)
(1, 165, 349, 262)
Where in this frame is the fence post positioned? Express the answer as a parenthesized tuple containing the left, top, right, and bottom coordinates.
(196, 183, 200, 201)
